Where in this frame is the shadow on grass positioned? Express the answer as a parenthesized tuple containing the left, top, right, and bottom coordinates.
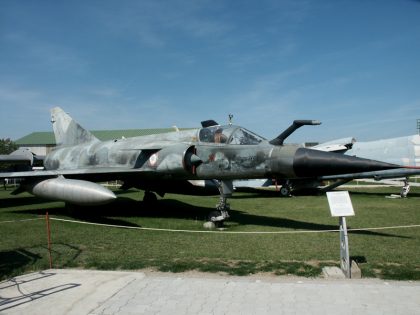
(233, 189, 420, 199)
(0, 195, 56, 208)
(232, 189, 284, 198)
(0, 243, 82, 281)
(231, 192, 282, 199)
(11, 196, 213, 227)
(7, 195, 409, 239)
(232, 189, 323, 198)
(0, 249, 42, 279)
(230, 210, 410, 239)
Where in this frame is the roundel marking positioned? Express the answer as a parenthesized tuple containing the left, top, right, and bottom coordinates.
(148, 153, 158, 167)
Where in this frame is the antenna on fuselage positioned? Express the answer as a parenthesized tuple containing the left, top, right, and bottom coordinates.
(228, 114, 233, 125)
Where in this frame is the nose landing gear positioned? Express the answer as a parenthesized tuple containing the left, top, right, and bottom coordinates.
(206, 180, 233, 228)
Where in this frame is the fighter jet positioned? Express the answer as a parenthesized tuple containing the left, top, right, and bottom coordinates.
(314, 134, 420, 194)
(272, 134, 420, 196)
(0, 108, 406, 224)
(0, 147, 44, 170)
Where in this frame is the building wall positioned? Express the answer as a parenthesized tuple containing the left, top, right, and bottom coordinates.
(18, 145, 55, 156)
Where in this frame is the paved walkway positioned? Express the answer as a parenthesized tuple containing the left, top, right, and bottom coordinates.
(0, 269, 419, 314)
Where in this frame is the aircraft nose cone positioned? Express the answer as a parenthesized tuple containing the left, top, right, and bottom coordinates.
(293, 148, 399, 178)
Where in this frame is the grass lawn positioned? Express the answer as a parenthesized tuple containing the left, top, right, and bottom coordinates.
(1, 186, 419, 280)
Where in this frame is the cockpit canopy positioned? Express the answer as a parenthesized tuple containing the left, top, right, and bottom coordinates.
(198, 125, 266, 145)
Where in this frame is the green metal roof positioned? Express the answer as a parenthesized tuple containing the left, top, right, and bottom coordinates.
(15, 132, 56, 145)
(15, 128, 195, 145)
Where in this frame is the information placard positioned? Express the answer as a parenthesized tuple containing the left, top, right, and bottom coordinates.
(326, 191, 355, 217)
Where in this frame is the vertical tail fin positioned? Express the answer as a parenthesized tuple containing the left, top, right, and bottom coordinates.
(50, 107, 99, 146)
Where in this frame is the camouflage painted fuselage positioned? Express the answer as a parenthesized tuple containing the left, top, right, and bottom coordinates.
(44, 115, 402, 193)
(1, 107, 404, 209)
(44, 126, 299, 181)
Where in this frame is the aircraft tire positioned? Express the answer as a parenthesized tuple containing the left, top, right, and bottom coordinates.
(206, 211, 225, 228)
(280, 186, 291, 197)
(208, 210, 220, 222)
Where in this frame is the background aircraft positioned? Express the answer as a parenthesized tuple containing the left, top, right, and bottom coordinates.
(0, 148, 44, 169)
(0, 108, 404, 224)
(316, 134, 420, 193)
(272, 134, 420, 196)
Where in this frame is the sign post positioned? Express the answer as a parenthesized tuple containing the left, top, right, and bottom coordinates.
(338, 216, 350, 278)
(45, 212, 53, 269)
(326, 191, 355, 278)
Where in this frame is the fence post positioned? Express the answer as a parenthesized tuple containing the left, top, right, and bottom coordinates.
(46, 212, 53, 269)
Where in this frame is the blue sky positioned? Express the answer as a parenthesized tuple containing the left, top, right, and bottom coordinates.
(1, 0, 420, 143)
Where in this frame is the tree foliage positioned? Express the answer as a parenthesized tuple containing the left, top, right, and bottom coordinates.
(0, 138, 18, 155)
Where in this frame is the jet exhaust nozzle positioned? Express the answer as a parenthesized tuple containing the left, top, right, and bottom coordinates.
(293, 148, 399, 178)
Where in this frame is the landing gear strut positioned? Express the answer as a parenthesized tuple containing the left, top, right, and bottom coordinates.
(207, 180, 233, 227)
(400, 178, 410, 198)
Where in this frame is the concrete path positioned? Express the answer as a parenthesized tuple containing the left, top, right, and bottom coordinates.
(0, 269, 419, 314)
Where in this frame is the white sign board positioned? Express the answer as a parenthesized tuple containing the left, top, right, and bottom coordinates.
(326, 191, 355, 217)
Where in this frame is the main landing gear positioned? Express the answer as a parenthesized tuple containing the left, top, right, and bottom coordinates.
(400, 178, 410, 198)
(207, 180, 233, 227)
(279, 183, 292, 197)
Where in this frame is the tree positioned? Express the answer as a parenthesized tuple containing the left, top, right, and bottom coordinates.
(0, 138, 19, 172)
(0, 138, 18, 155)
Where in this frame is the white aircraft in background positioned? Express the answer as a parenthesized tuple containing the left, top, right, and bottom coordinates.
(235, 134, 420, 196)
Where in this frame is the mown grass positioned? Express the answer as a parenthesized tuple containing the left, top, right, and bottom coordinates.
(0, 186, 419, 280)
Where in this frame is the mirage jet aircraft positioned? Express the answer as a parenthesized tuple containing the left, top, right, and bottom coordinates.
(267, 134, 420, 196)
(313, 134, 420, 194)
(0, 107, 407, 224)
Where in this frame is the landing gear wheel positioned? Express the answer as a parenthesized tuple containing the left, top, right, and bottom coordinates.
(280, 185, 291, 197)
(205, 180, 233, 228)
(206, 197, 230, 226)
(207, 211, 225, 228)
